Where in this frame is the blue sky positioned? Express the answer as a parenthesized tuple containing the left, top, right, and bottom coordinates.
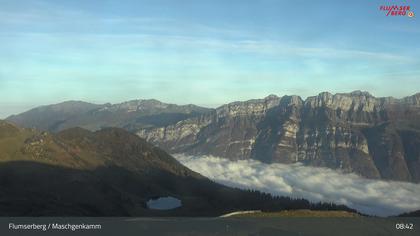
(0, 0, 419, 118)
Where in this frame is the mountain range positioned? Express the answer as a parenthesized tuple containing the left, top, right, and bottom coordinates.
(6, 91, 420, 182)
(0, 120, 353, 216)
(6, 99, 211, 132)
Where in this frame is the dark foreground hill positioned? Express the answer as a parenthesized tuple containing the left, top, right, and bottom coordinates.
(0, 121, 355, 216)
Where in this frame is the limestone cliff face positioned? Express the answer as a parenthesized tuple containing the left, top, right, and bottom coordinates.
(137, 91, 420, 182)
(137, 95, 281, 160)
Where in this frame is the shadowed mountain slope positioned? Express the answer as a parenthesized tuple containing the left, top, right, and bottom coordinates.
(0, 121, 355, 216)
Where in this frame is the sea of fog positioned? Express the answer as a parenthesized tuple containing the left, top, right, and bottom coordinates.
(174, 154, 420, 216)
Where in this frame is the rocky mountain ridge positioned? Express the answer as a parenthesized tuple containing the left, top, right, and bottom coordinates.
(136, 91, 420, 182)
(6, 91, 420, 182)
(7, 99, 212, 132)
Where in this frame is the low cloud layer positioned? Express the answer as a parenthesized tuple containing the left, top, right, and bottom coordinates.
(174, 154, 420, 216)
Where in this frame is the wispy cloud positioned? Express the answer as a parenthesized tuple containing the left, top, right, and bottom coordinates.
(175, 154, 420, 216)
(0, 0, 414, 64)
(1, 30, 412, 65)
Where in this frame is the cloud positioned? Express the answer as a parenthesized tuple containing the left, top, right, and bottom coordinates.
(174, 154, 420, 216)
(0, 1, 413, 65)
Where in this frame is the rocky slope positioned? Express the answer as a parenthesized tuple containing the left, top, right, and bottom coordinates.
(0, 121, 354, 216)
(136, 91, 420, 182)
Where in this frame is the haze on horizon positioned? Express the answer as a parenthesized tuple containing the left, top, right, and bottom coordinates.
(0, 0, 419, 118)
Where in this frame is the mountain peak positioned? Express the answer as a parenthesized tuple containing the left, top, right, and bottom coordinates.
(264, 94, 280, 100)
(318, 91, 333, 97)
(402, 93, 420, 106)
(279, 95, 303, 107)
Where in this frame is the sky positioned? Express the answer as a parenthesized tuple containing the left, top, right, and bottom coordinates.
(0, 0, 419, 118)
